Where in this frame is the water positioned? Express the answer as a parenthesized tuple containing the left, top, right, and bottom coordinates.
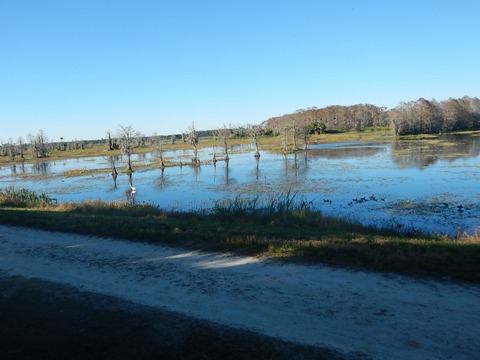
(1, 134, 479, 237)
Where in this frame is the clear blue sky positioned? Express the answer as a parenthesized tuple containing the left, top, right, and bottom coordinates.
(1, 0, 479, 142)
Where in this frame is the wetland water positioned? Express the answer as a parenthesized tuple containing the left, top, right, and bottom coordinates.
(1, 134, 479, 237)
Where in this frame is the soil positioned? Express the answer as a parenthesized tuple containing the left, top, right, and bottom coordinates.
(0, 275, 344, 360)
(1, 225, 479, 359)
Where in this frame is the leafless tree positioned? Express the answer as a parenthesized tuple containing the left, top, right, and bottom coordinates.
(70, 138, 84, 150)
(117, 125, 139, 172)
(184, 123, 200, 164)
(386, 96, 480, 135)
(28, 130, 49, 158)
(137, 133, 147, 147)
(215, 125, 232, 161)
(17, 137, 25, 159)
(247, 124, 262, 158)
(264, 104, 388, 134)
(297, 123, 310, 150)
(107, 155, 118, 186)
(151, 133, 166, 169)
(4, 139, 17, 160)
(57, 137, 67, 151)
(275, 115, 297, 153)
(291, 122, 299, 152)
(106, 130, 118, 150)
(232, 123, 247, 138)
(439, 98, 471, 132)
(280, 124, 290, 154)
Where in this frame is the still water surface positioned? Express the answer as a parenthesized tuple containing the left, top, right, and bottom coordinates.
(1, 134, 479, 237)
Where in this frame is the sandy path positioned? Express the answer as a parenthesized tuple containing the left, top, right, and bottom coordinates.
(0, 225, 479, 359)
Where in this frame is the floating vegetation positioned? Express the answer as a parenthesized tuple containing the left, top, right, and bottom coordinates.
(63, 168, 111, 177)
(387, 199, 479, 217)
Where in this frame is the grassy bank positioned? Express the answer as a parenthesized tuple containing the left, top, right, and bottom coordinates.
(1, 189, 479, 283)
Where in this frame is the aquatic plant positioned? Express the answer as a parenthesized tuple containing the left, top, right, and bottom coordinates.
(0, 187, 57, 207)
(212, 191, 315, 222)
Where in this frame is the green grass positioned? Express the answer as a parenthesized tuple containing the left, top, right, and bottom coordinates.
(1, 189, 479, 283)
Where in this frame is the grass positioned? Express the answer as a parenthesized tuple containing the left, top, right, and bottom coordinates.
(1, 189, 479, 283)
(63, 168, 113, 177)
(0, 187, 57, 207)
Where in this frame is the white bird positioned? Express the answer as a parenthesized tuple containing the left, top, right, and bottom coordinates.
(129, 185, 137, 194)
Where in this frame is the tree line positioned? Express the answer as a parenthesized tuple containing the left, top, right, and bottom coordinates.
(2, 95, 479, 161)
(0, 130, 97, 161)
(263, 96, 480, 137)
(389, 96, 480, 135)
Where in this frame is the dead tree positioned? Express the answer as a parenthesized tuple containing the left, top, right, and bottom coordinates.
(215, 125, 232, 162)
(27, 130, 49, 158)
(185, 123, 200, 165)
(5, 139, 17, 161)
(151, 134, 166, 169)
(106, 130, 118, 150)
(117, 125, 139, 172)
(17, 137, 25, 159)
(107, 155, 118, 186)
(247, 124, 262, 158)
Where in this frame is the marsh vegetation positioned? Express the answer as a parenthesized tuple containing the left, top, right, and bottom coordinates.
(1, 126, 479, 283)
(1, 188, 479, 283)
(1, 131, 478, 236)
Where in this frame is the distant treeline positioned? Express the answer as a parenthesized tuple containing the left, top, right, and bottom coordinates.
(3, 96, 480, 161)
(263, 96, 480, 136)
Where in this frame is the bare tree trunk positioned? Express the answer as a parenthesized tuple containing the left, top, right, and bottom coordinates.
(224, 141, 229, 161)
(187, 123, 200, 165)
(254, 142, 260, 158)
(291, 125, 298, 152)
(212, 147, 217, 165)
(215, 125, 232, 162)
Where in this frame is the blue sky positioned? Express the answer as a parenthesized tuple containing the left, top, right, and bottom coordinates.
(1, 0, 479, 142)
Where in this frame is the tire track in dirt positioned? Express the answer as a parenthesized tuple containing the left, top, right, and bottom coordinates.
(1, 225, 479, 359)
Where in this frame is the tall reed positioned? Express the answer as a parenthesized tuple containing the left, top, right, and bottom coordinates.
(0, 187, 56, 207)
(212, 191, 316, 223)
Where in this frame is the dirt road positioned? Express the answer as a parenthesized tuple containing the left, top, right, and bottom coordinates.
(1, 225, 479, 359)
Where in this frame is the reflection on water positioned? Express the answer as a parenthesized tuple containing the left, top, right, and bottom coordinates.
(391, 134, 480, 168)
(1, 134, 479, 236)
(308, 143, 385, 159)
(155, 168, 168, 189)
(308, 134, 480, 169)
(32, 162, 49, 175)
(125, 173, 137, 204)
(213, 161, 232, 186)
(254, 157, 260, 181)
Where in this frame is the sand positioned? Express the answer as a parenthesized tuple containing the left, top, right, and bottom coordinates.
(0, 224, 479, 359)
